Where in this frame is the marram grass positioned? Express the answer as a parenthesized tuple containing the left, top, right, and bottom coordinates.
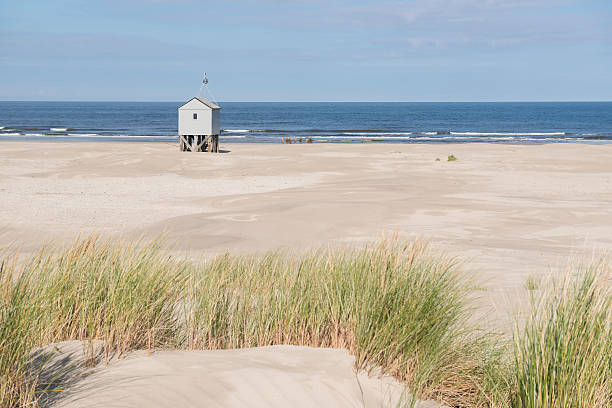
(0, 236, 610, 408)
(512, 262, 612, 408)
(0, 238, 188, 405)
(182, 240, 510, 407)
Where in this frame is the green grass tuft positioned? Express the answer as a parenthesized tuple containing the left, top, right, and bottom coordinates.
(512, 262, 612, 408)
(0, 238, 188, 405)
(523, 275, 541, 291)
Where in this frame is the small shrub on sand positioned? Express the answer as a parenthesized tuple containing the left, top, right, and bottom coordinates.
(512, 262, 612, 408)
(448, 154, 457, 162)
(282, 137, 313, 144)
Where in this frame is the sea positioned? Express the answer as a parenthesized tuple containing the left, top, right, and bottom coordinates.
(1, 101, 611, 144)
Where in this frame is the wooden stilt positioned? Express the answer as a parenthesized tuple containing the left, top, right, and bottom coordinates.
(195, 136, 207, 152)
(179, 134, 219, 153)
(179, 135, 189, 151)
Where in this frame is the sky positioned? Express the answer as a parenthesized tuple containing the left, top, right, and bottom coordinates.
(0, 0, 610, 102)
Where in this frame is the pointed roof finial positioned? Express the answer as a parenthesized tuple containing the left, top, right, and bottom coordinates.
(203, 72, 208, 85)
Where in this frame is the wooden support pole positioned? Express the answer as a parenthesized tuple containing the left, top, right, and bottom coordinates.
(179, 135, 190, 151)
(195, 136, 207, 152)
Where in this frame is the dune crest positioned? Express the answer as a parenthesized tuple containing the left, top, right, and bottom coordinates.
(31, 341, 444, 408)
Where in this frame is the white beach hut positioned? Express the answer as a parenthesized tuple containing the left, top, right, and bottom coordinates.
(178, 97, 221, 152)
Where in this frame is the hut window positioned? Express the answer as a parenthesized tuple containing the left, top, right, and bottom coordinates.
(193, 113, 198, 119)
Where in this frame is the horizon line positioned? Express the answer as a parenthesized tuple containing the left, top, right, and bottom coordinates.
(1, 100, 611, 104)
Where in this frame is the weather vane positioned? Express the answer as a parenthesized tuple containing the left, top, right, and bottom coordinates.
(203, 72, 208, 85)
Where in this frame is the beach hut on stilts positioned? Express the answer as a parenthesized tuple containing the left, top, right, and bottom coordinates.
(178, 73, 220, 152)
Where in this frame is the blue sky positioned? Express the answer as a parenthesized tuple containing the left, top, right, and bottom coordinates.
(1, 0, 610, 101)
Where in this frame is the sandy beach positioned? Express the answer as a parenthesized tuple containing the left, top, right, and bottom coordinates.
(3, 141, 612, 314)
(2, 141, 612, 285)
(2, 141, 612, 407)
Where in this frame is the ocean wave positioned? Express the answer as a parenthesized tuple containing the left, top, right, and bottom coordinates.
(341, 132, 414, 136)
(50, 128, 69, 131)
(220, 135, 247, 139)
(581, 134, 607, 140)
(0, 126, 4, 129)
(0, 132, 21, 136)
(222, 129, 250, 133)
(221, 129, 578, 138)
(312, 135, 420, 141)
(64, 134, 172, 139)
(221, 129, 276, 133)
(113, 135, 174, 139)
(449, 131, 565, 136)
(308, 134, 581, 142)
(223, 129, 338, 134)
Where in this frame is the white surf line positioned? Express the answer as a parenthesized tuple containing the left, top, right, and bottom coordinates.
(450, 131, 565, 136)
(341, 132, 414, 136)
(63, 134, 173, 138)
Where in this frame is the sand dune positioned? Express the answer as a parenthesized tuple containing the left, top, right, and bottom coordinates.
(4, 141, 612, 406)
(31, 341, 443, 408)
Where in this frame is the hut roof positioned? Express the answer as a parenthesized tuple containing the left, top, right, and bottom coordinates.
(179, 97, 221, 110)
